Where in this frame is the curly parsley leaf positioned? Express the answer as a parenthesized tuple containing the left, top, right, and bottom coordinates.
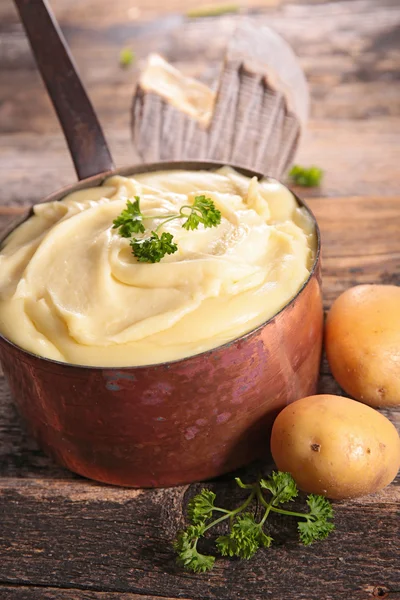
(178, 547, 215, 573)
(188, 489, 216, 524)
(258, 529, 274, 549)
(119, 47, 135, 68)
(289, 165, 323, 187)
(173, 525, 215, 573)
(307, 494, 334, 521)
(130, 231, 178, 263)
(112, 197, 145, 237)
(216, 514, 273, 560)
(234, 513, 272, 557)
(181, 195, 222, 230)
(215, 534, 238, 557)
(229, 513, 261, 559)
(260, 471, 298, 505)
(298, 495, 335, 545)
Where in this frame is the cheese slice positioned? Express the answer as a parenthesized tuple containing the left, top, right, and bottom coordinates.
(139, 54, 215, 126)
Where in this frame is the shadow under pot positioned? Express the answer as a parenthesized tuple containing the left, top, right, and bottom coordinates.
(0, 161, 323, 488)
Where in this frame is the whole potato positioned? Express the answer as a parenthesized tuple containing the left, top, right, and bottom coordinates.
(270, 394, 400, 499)
(325, 284, 400, 407)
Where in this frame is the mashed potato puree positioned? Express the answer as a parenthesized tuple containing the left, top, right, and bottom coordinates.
(0, 167, 316, 366)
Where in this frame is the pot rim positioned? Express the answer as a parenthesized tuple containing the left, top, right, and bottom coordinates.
(0, 160, 321, 371)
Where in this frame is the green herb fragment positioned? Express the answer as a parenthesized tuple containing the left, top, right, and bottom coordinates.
(259, 470, 298, 505)
(113, 195, 221, 263)
(119, 47, 135, 68)
(217, 513, 272, 560)
(186, 3, 239, 18)
(289, 165, 323, 187)
(188, 488, 216, 524)
(174, 471, 335, 573)
(297, 494, 335, 545)
(130, 231, 178, 263)
(181, 195, 222, 231)
(235, 477, 254, 490)
(173, 524, 215, 573)
(112, 197, 144, 237)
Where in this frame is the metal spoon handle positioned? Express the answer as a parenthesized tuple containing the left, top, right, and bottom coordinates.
(13, 0, 115, 180)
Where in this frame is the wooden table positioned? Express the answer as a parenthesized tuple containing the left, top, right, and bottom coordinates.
(1, 1, 399, 598)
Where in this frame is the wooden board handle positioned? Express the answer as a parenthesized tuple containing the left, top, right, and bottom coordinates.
(13, 0, 115, 180)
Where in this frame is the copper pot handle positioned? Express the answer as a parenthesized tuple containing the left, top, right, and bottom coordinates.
(13, 0, 115, 180)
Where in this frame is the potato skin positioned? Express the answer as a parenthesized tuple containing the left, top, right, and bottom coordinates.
(270, 394, 400, 499)
(325, 284, 400, 407)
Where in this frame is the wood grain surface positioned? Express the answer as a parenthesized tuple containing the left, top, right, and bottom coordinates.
(1, 0, 400, 203)
(0, 0, 399, 599)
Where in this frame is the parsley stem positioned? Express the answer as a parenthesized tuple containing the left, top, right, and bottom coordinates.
(153, 214, 181, 233)
(256, 486, 273, 525)
(141, 203, 203, 231)
(142, 213, 177, 220)
(259, 502, 273, 527)
(235, 478, 255, 490)
(179, 205, 199, 215)
(269, 507, 310, 520)
(203, 489, 256, 534)
(256, 483, 308, 520)
(256, 484, 270, 510)
(151, 203, 214, 233)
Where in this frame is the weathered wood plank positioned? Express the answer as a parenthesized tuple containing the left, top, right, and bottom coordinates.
(9, 0, 395, 27)
(311, 196, 400, 257)
(0, 588, 184, 600)
(0, 468, 398, 600)
(0, 583, 398, 600)
(2, 0, 399, 127)
(1, 0, 399, 203)
(0, 0, 285, 25)
(1, 1, 399, 598)
(0, 364, 397, 600)
(0, 120, 399, 206)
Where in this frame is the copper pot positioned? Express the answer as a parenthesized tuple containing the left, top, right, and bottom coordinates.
(0, 160, 322, 487)
(1, 2, 323, 487)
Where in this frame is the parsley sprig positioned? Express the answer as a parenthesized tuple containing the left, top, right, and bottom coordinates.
(289, 165, 323, 187)
(119, 47, 135, 68)
(112, 198, 145, 237)
(174, 471, 334, 573)
(112, 195, 221, 263)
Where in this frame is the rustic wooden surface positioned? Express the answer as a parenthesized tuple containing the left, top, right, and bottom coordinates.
(0, 0, 400, 598)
